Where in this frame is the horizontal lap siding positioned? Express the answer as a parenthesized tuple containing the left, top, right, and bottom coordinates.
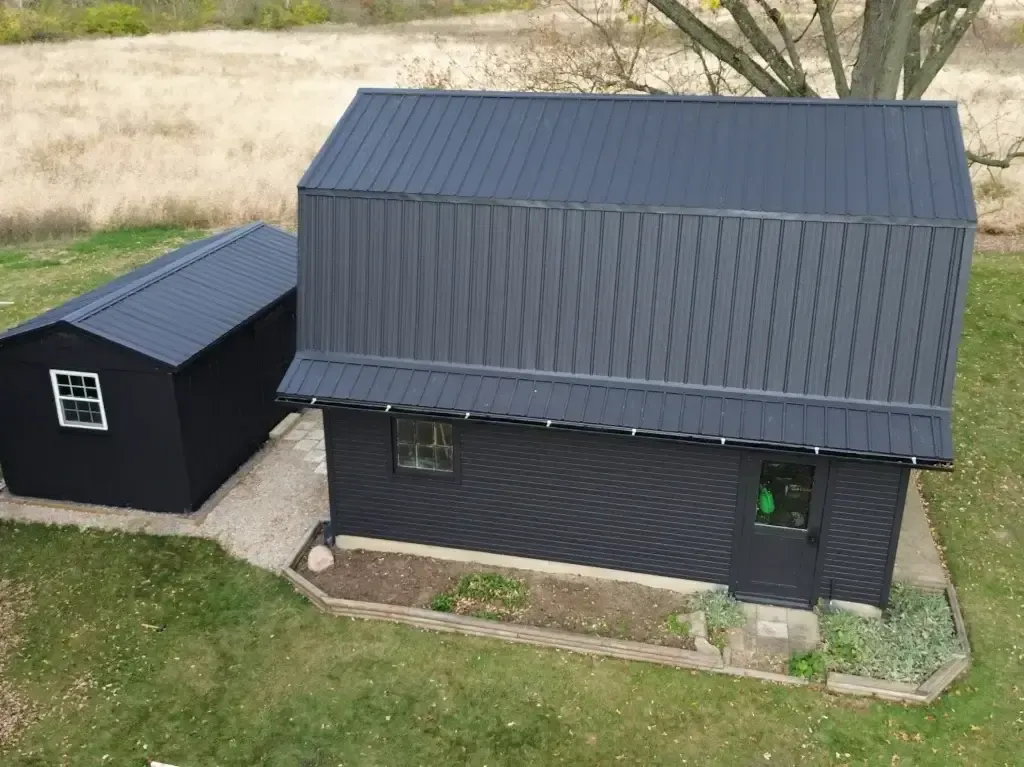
(325, 410, 741, 584)
(819, 463, 908, 605)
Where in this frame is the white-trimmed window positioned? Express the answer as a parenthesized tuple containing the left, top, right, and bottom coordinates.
(50, 370, 107, 431)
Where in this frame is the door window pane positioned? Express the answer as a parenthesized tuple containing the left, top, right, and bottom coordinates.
(755, 461, 813, 529)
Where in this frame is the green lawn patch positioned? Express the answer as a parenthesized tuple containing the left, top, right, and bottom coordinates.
(0, 227, 207, 331)
(0, 247, 1022, 765)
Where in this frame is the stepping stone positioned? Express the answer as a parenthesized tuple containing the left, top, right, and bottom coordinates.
(756, 619, 788, 639)
(758, 605, 790, 623)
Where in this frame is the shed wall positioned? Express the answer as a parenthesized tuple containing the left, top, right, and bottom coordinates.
(324, 409, 742, 584)
(818, 462, 910, 605)
(299, 195, 968, 407)
(175, 293, 297, 509)
(0, 329, 190, 512)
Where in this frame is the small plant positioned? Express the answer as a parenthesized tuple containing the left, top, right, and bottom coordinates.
(454, 572, 528, 612)
(666, 613, 690, 637)
(429, 592, 456, 613)
(81, 3, 149, 36)
(689, 591, 745, 634)
(789, 650, 826, 680)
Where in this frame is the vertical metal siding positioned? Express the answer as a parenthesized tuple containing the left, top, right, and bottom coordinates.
(300, 194, 968, 408)
(818, 463, 908, 604)
(325, 409, 741, 583)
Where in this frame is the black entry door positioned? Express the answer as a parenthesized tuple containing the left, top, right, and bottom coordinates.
(732, 456, 828, 607)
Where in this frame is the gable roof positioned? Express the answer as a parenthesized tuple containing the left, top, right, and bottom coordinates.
(300, 89, 976, 224)
(1, 222, 297, 367)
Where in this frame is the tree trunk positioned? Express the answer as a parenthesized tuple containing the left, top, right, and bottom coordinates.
(849, 0, 917, 99)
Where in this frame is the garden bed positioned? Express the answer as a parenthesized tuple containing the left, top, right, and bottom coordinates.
(286, 526, 971, 702)
(299, 548, 702, 649)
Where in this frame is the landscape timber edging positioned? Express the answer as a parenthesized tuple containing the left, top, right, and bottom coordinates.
(282, 525, 971, 701)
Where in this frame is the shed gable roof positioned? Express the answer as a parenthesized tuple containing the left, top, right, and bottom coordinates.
(0, 223, 297, 367)
(301, 89, 976, 224)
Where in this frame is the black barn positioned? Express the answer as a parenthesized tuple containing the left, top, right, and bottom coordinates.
(280, 90, 975, 609)
(0, 222, 297, 513)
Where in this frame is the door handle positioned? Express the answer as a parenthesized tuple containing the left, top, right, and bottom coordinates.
(807, 529, 819, 545)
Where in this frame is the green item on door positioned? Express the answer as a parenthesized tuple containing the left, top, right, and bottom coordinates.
(758, 486, 775, 516)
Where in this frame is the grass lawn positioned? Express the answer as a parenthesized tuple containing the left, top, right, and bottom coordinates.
(1, 236, 1022, 765)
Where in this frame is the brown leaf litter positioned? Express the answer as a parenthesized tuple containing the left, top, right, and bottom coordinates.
(0, 578, 37, 751)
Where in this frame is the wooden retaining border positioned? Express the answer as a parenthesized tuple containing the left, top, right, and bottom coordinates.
(283, 524, 970, 703)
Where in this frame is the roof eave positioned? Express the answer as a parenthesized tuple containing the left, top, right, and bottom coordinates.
(276, 393, 954, 470)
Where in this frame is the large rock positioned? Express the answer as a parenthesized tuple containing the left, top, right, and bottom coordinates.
(307, 544, 335, 573)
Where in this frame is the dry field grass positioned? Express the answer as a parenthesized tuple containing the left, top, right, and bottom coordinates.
(0, 3, 1021, 241)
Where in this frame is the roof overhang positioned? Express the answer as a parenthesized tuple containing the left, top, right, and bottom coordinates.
(277, 351, 954, 470)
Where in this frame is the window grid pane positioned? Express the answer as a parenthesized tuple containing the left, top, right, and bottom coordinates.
(395, 419, 454, 473)
(52, 371, 105, 429)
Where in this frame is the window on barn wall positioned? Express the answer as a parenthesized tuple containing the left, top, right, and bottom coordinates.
(393, 418, 455, 474)
(49, 370, 107, 431)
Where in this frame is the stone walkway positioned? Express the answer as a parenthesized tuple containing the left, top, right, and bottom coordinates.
(893, 477, 948, 592)
(724, 603, 820, 671)
(0, 409, 328, 571)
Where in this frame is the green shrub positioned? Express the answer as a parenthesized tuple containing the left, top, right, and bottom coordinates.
(290, 0, 330, 24)
(429, 592, 456, 612)
(257, 2, 293, 28)
(818, 585, 961, 683)
(81, 3, 150, 36)
(789, 650, 826, 680)
(666, 613, 690, 637)
(0, 7, 67, 43)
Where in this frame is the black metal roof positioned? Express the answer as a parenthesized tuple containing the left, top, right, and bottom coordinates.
(0, 222, 297, 367)
(300, 89, 976, 223)
(278, 352, 952, 466)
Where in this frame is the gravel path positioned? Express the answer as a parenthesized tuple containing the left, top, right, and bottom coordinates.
(0, 410, 328, 571)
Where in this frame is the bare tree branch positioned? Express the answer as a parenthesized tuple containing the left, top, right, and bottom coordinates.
(720, 0, 804, 92)
(814, 0, 849, 96)
(917, 0, 966, 24)
(645, 0, 791, 96)
(751, 0, 808, 90)
(691, 40, 724, 95)
(791, 7, 820, 45)
(905, 0, 986, 98)
(966, 139, 1024, 168)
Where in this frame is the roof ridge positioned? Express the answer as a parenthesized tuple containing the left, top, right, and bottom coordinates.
(353, 87, 960, 109)
(64, 222, 266, 325)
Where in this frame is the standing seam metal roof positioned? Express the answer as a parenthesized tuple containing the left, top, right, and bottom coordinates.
(278, 352, 953, 465)
(0, 222, 297, 367)
(300, 89, 976, 223)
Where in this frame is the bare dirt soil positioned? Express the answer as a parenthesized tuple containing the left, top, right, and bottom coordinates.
(301, 549, 698, 649)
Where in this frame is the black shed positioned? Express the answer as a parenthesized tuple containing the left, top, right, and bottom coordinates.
(281, 90, 975, 609)
(0, 222, 298, 513)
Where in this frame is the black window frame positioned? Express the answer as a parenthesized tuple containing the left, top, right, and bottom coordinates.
(390, 416, 460, 481)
